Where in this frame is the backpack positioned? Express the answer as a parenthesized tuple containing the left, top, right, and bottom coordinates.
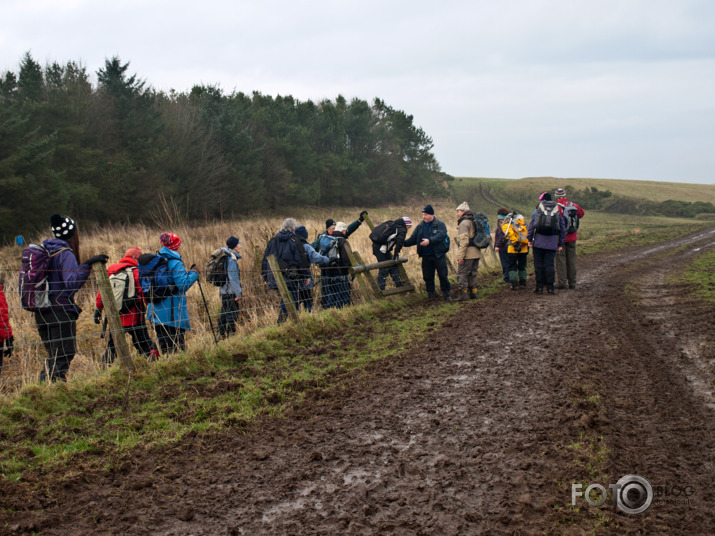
(561, 203, 580, 233)
(318, 235, 340, 260)
(535, 201, 561, 235)
(369, 220, 396, 245)
(503, 215, 529, 252)
(468, 212, 492, 249)
(18, 243, 70, 312)
(205, 248, 230, 287)
(274, 236, 310, 280)
(109, 266, 139, 314)
(137, 253, 176, 304)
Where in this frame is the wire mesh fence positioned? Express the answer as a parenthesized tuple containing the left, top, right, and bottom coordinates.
(0, 260, 414, 393)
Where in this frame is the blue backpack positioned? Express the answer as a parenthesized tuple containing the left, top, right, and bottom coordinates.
(137, 253, 176, 303)
(469, 212, 492, 249)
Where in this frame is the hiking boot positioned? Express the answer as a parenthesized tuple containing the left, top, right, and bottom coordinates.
(511, 283, 519, 291)
(455, 289, 470, 302)
(443, 292, 454, 302)
(469, 288, 478, 300)
(519, 281, 527, 289)
(498, 280, 509, 285)
(547, 286, 555, 294)
(426, 291, 436, 300)
(556, 283, 567, 290)
(534, 287, 544, 294)
(569, 283, 577, 289)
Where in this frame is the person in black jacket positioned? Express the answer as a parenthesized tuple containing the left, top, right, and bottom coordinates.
(370, 217, 412, 290)
(403, 205, 453, 301)
(262, 218, 309, 323)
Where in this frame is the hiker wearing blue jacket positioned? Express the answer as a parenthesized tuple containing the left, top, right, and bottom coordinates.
(146, 233, 199, 353)
(295, 225, 329, 312)
(403, 205, 453, 301)
(218, 236, 243, 339)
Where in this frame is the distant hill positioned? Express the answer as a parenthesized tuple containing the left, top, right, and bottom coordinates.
(448, 177, 715, 218)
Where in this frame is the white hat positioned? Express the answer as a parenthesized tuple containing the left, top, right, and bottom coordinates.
(335, 221, 348, 232)
(456, 202, 470, 211)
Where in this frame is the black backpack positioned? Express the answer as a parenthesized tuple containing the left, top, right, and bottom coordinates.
(205, 248, 230, 287)
(561, 203, 579, 233)
(535, 201, 561, 236)
(275, 235, 310, 279)
(369, 220, 397, 245)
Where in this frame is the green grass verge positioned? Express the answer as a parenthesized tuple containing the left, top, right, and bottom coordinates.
(668, 248, 715, 304)
(0, 292, 474, 481)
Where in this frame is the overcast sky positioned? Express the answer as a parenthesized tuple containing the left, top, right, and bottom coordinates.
(2, 0, 715, 184)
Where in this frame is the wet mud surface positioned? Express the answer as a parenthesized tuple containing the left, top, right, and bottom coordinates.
(2, 228, 714, 535)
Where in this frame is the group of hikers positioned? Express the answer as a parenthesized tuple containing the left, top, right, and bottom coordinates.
(1, 187, 583, 383)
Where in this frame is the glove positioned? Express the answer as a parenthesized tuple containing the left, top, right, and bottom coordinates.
(359, 210, 368, 222)
(393, 251, 400, 261)
(1, 335, 13, 358)
(86, 254, 109, 265)
(94, 308, 102, 325)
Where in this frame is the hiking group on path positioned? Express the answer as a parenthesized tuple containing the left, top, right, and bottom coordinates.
(5, 188, 583, 382)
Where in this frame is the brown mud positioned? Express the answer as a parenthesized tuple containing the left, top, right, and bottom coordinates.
(2, 228, 714, 535)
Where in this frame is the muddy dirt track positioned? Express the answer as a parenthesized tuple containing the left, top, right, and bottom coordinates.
(3, 228, 715, 535)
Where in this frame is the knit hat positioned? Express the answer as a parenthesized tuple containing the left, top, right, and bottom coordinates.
(335, 221, 348, 232)
(125, 247, 142, 259)
(555, 188, 566, 199)
(226, 236, 240, 249)
(402, 217, 412, 227)
(325, 218, 336, 230)
(456, 202, 470, 211)
(422, 204, 434, 215)
(50, 214, 77, 239)
(295, 226, 309, 239)
(159, 232, 182, 251)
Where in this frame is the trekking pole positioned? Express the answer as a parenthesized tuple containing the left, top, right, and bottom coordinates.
(191, 264, 219, 345)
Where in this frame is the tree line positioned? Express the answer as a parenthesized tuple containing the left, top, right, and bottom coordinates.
(0, 53, 449, 244)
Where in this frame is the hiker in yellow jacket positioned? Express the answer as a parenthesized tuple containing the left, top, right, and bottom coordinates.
(502, 213, 529, 290)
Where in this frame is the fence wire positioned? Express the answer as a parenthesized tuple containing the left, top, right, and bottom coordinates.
(0, 260, 415, 392)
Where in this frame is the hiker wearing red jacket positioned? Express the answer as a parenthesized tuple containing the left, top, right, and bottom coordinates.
(554, 188, 585, 289)
(0, 279, 13, 375)
(95, 247, 158, 363)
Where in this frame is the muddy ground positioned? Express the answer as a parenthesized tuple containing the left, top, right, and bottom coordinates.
(2, 228, 714, 535)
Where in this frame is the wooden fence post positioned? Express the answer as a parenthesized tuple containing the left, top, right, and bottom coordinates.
(266, 255, 302, 326)
(342, 243, 377, 302)
(92, 263, 134, 372)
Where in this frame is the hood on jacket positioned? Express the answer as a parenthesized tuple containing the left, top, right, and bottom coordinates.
(275, 230, 295, 243)
(457, 210, 475, 225)
(42, 238, 73, 254)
